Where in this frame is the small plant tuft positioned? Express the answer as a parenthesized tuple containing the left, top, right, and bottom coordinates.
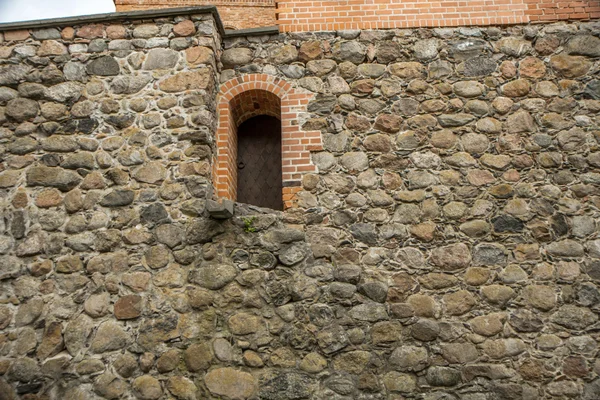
(243, 216, 257, 233)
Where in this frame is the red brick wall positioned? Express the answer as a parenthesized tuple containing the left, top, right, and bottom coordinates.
(275, 0, 600, 32)
(216, 74, 323, 209)
(115, 0, 276, 29)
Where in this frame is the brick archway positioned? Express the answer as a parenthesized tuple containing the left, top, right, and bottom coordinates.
(215, 74, 323, 209)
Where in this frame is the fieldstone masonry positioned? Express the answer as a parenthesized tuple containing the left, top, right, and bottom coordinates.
(0, 6, 599, 400)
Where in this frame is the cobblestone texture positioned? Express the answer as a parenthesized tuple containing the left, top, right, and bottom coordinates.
(0, 11, 599, 400)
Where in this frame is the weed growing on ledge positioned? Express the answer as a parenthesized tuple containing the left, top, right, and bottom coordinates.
(243, 216, 257, 233)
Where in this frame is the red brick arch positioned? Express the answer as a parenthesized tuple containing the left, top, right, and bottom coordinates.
(215, 74, 323, 209)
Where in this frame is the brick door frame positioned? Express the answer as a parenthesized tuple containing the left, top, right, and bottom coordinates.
(215, 74, 323, 209)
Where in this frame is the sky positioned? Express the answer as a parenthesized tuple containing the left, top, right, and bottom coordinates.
(0, 0, 115, 23)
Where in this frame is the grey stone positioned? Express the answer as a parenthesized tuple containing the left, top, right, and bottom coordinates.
(464, 56, 497, 76)
(6, 98, 39, 122)
(189, 264, 237, 290)
(87, 56, 120, 76)
(413, 39, 439, 60)
(565, 35, 600, 57)
(551, 305, 598, 329)
(426, 367, 461, 387)
(100, 190, 135, 207)
(259, 371, 316, 400)
(64, 314, 94, 356)
(26, 166, 81, 192)
(206, 199, 234, 219)
(390, 346, 429, 372)
(0, 64, 32, 86)
(91, 321, 130, 353)
(46, 82, 83, 103)
(144, 48, 179, 70)
(221, 48, 253, 68)
(438, 113, 475, 127)
(111, 75, 153, 94)
(7, 357, 41, 383)
(349, 303, 388, 322)
(332, 41, 366, 64)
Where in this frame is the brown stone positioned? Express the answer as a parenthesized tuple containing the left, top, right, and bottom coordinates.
(133, 375, 162, 400)
(346, 113, 371, 132)
(76, 24, 104, 39)
(519, 57, 546, 79)
(535, 35, 559, 55)
(173, 20, 196, 36)
(389, 62, 425, 79)
(186, 46, 213, 65)
(563, 356, 588, 378)
(502, 79, 531, 97)
(35, 188, 63, 208)
(299, 41, 322, 62)
(363, 134, 392, 152)
(4, 30, 30, 41)
(0, 170, 20, 188)
(443, 290, 476, 315)
(523, 285, 556, 311)
(499, 61, 517, 78)
(114, 295, 143, 320)
(156, 349, 181, 373)
(470, 312, 506, 336)
(12, 189, 29, 208)
(550, 55, 592, 78)
(167, 376, 198, 399)
(61, 27, 75, 40)
(37, 40, 67, 56)
(159, 69, 211, 92)
(205, 368, 257, 399)
(106, 25, 126, 39)
(374, 114, 402, 133)
(467, 170, 496, 186)
(56, 255, 83, 273)
(519, 358, 546, 381)
(36, 321, 64, 360)
(351, 79, 374, 96)
(481, 284, 516, 306)
(229, 312, 261, 335)
(410, 222, 436, 242)
(184, 343, 213, 371)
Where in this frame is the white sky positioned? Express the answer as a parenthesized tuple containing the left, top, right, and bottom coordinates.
(0, 0, 116, 23)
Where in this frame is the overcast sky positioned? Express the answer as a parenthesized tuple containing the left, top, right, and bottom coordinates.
(0, 0, 115, 23)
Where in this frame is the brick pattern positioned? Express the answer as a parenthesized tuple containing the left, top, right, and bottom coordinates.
(275, 0, 599, 31)
(525, 0, 600, 21)
(216, 74, 323, 209)
(115, 0, 276, 29)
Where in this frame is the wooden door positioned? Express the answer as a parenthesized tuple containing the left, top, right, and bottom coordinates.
(237, 115, 283, 210)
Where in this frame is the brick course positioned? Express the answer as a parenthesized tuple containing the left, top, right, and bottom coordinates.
(275, 0, 600, 31)
(115, 0, 599, 30)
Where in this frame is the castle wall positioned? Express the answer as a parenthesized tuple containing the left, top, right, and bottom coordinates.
(0, 6, 600, 400)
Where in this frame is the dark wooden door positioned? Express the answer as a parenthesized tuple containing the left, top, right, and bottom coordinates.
(237, 115, 283, 210)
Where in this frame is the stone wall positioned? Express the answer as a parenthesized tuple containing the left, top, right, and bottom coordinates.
(1, 7, 600, 400)
(0, 10, 224, 399)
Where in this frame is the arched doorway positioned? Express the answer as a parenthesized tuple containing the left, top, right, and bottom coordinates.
(236, 115, 283, 210)
(215, 74, 324, 209)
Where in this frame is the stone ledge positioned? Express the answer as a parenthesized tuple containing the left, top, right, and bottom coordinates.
(0, 6, 226, 35)
(224, 26, 280, 38)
